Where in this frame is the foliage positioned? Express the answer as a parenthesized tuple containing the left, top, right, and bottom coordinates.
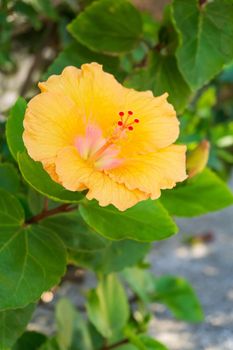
(0, 0, 233, 349)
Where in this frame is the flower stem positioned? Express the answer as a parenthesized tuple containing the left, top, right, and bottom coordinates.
(26, 203, 77, 224)
(102, 338, 129, 350)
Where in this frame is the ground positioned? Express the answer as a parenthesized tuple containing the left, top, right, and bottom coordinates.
(149, 175, 233, 350)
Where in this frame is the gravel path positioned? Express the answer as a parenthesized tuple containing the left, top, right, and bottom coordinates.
(149, 176, 233, 350)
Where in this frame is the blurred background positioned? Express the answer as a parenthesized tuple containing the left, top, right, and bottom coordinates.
(0, 1, 233, 349)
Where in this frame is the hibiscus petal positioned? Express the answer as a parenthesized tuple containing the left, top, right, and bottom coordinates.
(55, 146, 148, 211)
(117, 90, 180, 155)
(39, 66, 82, 100)
(107, 145, 187, 199)
(23, 91, 84, 164)
(39, 63, 126, 136)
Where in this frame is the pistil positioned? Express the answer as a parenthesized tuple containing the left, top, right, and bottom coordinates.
(84, 110, 140, 163)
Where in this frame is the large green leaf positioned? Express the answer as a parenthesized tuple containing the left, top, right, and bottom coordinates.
(125, 52, 191, 113)
(0, 163, 20, 194)
(18, 152, 84, 203)
(0, 190, 66, 310)
(6, 97, 27, 161)
(27, 187, 45, 215)
(79, 199, 177, 242)
(71, 238, 150, 274)
(160, 168, 233, 217)
(46, 41, 119, 78)
(0, 304, 35, 350)
(68, 0, 142, 53)
(173, 0, 233, 89)
(41, 212, 107, 255)
(87, 274, 129, 338)
(0, 189, 24, 226)
(42, 212, 150, 273)
(154, 276, 204, 323)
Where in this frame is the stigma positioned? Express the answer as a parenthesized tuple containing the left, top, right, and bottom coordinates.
(117, 111, 140, 131)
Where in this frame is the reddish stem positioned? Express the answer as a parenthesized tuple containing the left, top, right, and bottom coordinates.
(199, 0, 208, 6)
(102, 339, 129, 350)
(26, 203, 76, 224)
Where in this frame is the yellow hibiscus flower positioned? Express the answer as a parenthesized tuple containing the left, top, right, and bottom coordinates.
(23, 63, 187, 211)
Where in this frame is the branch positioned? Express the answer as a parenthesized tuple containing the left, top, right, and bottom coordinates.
(26, 203, 76, 224)
(102, 339, 129, 350)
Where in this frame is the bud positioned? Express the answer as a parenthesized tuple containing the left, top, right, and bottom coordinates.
(186, 140, 210, 178)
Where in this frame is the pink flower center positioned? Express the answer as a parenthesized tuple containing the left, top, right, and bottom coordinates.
(75, 124, 121, 171)
(75, 111, 139, 171)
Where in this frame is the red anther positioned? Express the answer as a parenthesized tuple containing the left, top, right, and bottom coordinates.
(128, 126, 133, 131)
(128, 111, 133, 115)
(118, 121, 123, 126)
(119, 112, 124, 117)
(134, 118, 139, 123)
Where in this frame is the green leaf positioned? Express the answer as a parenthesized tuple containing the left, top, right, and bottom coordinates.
(122, 267, 155, 303)
(154, 276, 204, 323)
(46, 41, 119, 78)
(55, 298, 77, 350)
(142, 12, 160, 47)
(122, 268, 203, 323)
(0, 226, 66, 310)
(173, 0, 233, 89)
(68, 0, 142, 53)
(132, 335, 168, 350)
(149, 52, 191, 112)
(79, 199, 177, 242)
(124, 330, 168, 350)
(0, 190, 66, 310)
(125, 52, 191, 113)
(139, 337, 168, 350)
(87, 274, 129, 338)
(39, 338, 60, 350)
(27, 188, 45, 215)
(55, 298, 96, 350)
(22, 0, 57, 19)
(219, 60, 233, 83)
(0, 304, 35, 350)
(42, 212, 150, 273)
(41, 212, 107, 254)
(0, 224, 67, 310)
(18, 152, 84, 203)
(74, 238, 149, 274)
(0, 189, 24, 226)
(6, 97, 27, 161)
(161, 168, 233, 217)
(13, 331, 47, 350)
(0, 163, 20, 194)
